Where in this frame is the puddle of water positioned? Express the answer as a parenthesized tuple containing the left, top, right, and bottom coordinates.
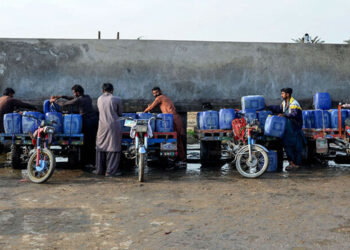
(185, 163, 233, 178)
(56, 157, 68, 163)
(187, 150, 200, 160)
(187, 144, 200, 150)
(186, 163, 201, 172)
(328, 160, 350, 169)
(1, 146, 350, 181)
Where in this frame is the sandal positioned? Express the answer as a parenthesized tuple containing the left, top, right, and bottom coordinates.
(285, 164, 300, 171)
(285, 165, 294, 171)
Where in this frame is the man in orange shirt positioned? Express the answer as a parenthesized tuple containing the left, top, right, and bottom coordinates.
(144, 87, 186, 165)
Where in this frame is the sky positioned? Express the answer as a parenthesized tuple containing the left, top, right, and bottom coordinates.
(0, 0, 349, 44)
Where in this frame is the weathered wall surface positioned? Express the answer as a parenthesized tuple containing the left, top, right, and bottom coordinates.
(0, 39, 349, 111)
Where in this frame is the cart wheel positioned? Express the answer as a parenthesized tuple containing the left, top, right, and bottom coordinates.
(10, 145, 23, 169)
(120, 154, 135, 169)
(334, 156, 350, 164)
(68, 148, 82, 168)
(0, 143, 4, 154)
(200, 141, 221, 164)
(302, 141, 317, 165)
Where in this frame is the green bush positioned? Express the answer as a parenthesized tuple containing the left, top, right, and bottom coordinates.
(187, 129, 195, 137)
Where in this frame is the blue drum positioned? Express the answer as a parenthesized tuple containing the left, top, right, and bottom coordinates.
(264, 116, 286, 138)
(45, 112, 63, 133)
(219, 109, 236, 130)
(63, 114, 83, 134)
(4, 113, 22, 134)
(156, 114, 174, 132)
(22, 111, 44, 133)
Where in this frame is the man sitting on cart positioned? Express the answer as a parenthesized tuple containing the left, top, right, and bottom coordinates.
(269, 88, 305, 171)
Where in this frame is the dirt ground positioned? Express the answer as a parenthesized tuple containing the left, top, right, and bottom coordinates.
(0, 159, 350, 250)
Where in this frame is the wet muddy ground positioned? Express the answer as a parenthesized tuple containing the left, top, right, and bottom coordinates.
(0, 146, 350, 249)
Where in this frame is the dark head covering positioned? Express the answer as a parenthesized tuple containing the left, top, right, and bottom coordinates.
(281, 88, 293, 95)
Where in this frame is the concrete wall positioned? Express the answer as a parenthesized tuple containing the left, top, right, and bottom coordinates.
(0, 39, 350, 111)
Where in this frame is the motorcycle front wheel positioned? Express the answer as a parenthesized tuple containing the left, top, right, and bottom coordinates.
(138, 153, 146, 182)
(27, 148, 56, 183)
(235, 145, 269, 178)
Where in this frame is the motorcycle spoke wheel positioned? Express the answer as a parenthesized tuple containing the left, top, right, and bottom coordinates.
(27, 149, 56, 183)
(236, 145, 269, 178)
(138, 153, 146, 182)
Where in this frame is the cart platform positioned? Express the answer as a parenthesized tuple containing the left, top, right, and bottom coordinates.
(0, 133, 84, 146)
